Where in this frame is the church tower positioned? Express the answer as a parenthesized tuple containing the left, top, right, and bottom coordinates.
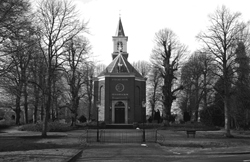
(112, 17, 128, 60)
(93, 17, 146, 125)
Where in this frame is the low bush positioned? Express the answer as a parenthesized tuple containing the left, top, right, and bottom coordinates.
(78, 115, 87, 123)
(19, 121, 74, 132)
(165, 122, 219, 131)
(84, 121, 106, 129)
(48, 122, 73, 132)
(0, 124, 10, 129)
(0, 120, 16, 127)
(135, 123, 162, 129)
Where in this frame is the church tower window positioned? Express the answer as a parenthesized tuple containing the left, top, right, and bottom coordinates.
(117, 41, 123, 52)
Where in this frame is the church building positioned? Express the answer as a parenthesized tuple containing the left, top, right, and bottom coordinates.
(93, 18, 146, 124)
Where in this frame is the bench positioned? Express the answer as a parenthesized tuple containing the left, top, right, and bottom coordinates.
(186, 130, 196, 138)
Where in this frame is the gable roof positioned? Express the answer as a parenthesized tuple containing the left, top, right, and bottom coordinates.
(98, 53, 144, 79)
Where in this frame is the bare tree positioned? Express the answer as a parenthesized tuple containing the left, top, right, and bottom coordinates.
(29, 51, 45, 123)
(63, 36, 91, 126)
(83, 62, 94, 122)
(181, 52, 204, 121)
(132, 60, 151, 78)
(28, 48, 48, 123)
(0, 34, 35, 124)
(0, 0, 30, 45)
(147, 66, 162, 119)
(0, 1, 32, 124)
(180, 51, 215, 121)
(0, 6, 37, 125)
(197, 6, 247, 137)
(36, 0, 87, 136)
(151, 28, 187, 122)
(94, 63, 106, 77)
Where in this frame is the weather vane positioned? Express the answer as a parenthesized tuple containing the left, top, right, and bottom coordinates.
(119, 10, 121, 18)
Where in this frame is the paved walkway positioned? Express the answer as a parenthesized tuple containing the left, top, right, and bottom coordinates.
(76, 143, 250, 162)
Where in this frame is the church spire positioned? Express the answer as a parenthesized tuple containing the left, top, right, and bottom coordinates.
(115, 17, 125, 36)
(112, 15, 128, 60)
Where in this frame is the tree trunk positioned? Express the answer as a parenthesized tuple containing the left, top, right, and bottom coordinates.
(42, 104, 49, 137)
(33, 105, 38, 124)
(51, 79, 56, 121)
(151, 103, 155, 120)
(42, 89, 51, 137)
(224, 103, 231, 137)
(246, 109, 249, 130)
(71, 112, 77, 127)
(162, 67, 176, 120)
(71, 97, 80, 127)
(195, 110, 199, 122)
(194, 78, 199, 122)
(223, 52, 232, 137)
(163, 95, 173, 119)
(42, 73, 52, 137)
(51, 104, 55, 121)
(55, 99, 58, 120)
(40, 104, 44, 121)
(33, 85, 39, 123)
(224, 86, 232, 137)
(88, 95, 92, 121)
(24, 82, 29, 124)
(203, 72, 207, 110)
(15, 96, 21, 125)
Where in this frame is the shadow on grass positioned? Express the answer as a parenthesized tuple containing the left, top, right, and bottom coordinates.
(0, 125, 11, 133)
(18, 135, 66, 139)
(0, 135, 80, 152)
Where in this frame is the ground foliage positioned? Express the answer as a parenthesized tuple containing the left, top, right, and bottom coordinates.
(18, 121, 74, 132)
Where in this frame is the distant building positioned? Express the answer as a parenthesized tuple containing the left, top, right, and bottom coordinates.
(93, 17, 146, 124)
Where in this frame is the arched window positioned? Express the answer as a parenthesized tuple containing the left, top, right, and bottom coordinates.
(100, 85, 104, 104)
(117, 41, 123, 51)
(135, 86, 140, 106)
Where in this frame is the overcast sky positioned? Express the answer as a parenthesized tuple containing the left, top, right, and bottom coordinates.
(73, 0, 250, 66)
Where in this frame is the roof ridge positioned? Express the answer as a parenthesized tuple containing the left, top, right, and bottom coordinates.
(110, 54, 119, 72)
(120, 54, 130, 73)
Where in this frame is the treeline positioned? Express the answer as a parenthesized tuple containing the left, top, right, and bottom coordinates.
(0, 0, 94, 137)
(133, 6, 250, 137)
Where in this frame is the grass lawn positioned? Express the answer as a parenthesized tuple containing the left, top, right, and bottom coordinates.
(0, 124, 250, 152)
(157, 129, 250, 148)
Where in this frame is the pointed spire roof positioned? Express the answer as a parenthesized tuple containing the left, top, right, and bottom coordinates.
(115, 17, 125, 36)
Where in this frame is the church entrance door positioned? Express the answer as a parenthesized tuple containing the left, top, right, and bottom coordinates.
(114, 101, 125, 123)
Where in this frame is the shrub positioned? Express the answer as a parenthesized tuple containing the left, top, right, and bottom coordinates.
(77, 121, 106, 129)
(133, 122, 139, 129)
(19, 123, 41, 131)
(19, 121, 73, 132)
(99, 121, 106, 128)
(142, 123, 162, 129)
(0, 120, 16, 127)
(78, 115, 87, 123)
(165, 122, 219, 131)
(0, 124, 10, 129)
(133, 122, 162, 129)
(48, 122, 73, 132)
(200, 105, 224, 127)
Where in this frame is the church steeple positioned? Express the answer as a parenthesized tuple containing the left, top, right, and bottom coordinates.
(112, 17, 128, 60)
(115, 17, 125, 36)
